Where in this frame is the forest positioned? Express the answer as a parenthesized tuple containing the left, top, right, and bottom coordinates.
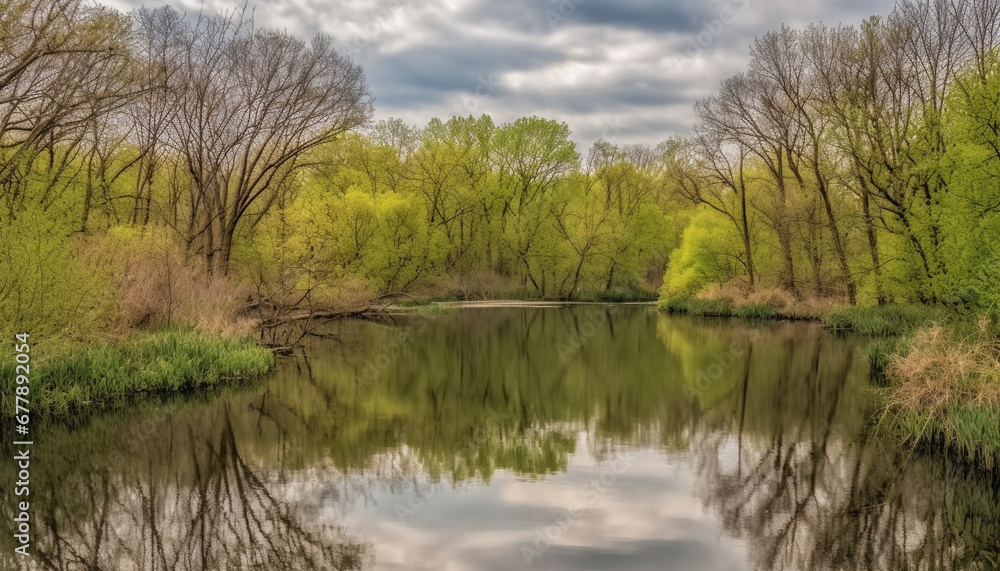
(2, 0, 1000, 441)
(5, 0, 1000, 342)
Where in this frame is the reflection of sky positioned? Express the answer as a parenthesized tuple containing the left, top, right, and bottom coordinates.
(337, 433, 748, 570)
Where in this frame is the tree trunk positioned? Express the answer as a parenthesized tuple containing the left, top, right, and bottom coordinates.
(861, 188, 884, 305)
(816, 184, 855, 304)
(740, 180, 756, 289)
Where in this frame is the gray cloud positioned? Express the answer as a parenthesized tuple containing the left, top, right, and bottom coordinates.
(105, 0, 899, 148)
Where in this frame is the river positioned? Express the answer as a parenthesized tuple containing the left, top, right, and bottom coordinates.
(2, 305, 999, 570)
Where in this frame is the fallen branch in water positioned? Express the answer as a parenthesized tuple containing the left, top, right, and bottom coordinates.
(251, 292, 415, 352)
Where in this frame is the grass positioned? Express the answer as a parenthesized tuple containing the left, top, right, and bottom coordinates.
(735, 303, 779, 320)
(0, 328, 274, 418)
(660, 296, 781, 320)
(658, 285, 841, 322)
(822, 305, 949, 336)
(866, 337, 898, 384)
(879, 324, 1000, 469)
(590, 286, 659, 303)
(659, 297, 734, 317)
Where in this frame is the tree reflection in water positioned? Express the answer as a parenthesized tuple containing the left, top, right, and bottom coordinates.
(678, 323, 1000, 570)
(2, 407, 371, 571)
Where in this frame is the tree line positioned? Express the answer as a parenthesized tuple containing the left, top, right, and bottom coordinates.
(666, 0, 1000, 309)
(4, 0, 1000, 343)
(251, 115, 680, 300)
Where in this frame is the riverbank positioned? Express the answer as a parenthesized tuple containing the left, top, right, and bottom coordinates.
(880, 323, 1000, 469)
(659, 293, 948, 333)
(661, 292, 1000, 470)
(0, 328, 273, 418)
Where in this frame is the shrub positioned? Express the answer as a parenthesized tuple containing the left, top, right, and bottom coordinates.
(0, 207, 114, 342)
(101, 227, 254, 336)
(879, 324, 1000, 468)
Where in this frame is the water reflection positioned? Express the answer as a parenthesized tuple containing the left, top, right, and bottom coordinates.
(1, 406, 372, 570)
(2, 307, 999, 570)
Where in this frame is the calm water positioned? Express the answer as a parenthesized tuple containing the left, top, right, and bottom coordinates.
(3, 306, 1000, 570)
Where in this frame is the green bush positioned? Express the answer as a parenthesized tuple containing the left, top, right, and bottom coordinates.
(0, 207, 114, 343)
(735, 303, 778, 320)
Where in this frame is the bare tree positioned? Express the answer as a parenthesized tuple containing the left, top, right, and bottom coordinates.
(0, 0, 135, 215)
(136, 6, 373, 273)
(751, 26, 858, 303)
(680, 104, 758, 288)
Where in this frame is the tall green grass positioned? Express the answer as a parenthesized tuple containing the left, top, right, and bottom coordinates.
(660, 296, 784, 319)
(822, 305, 949, 336)
(735, 303, 778, 320)
(0, 329, 273, 417)
(886, 404, 1000, 470)
(591, 286, 659, 303)
(659, 297, 735, 317)
(866, 337, 899, 384)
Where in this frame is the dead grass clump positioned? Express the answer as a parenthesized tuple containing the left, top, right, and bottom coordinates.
(118, 250, 254, 337)
(886, 326, 1000, 413)
(696, 282, 841, 320)
(698, 280, 750, 306)
(746, 288, 796, 311)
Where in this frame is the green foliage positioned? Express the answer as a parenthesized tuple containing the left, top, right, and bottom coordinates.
(935, 51, 1000, 310)
(247, 186, 447, 295)
(0, 328, 273, 417)
(866, 337, 898, 380)
(736, 303, 778, 320)
(0, 207, 113, 342)
(661, 207, 742, 298)
(236, 115, 675, 301)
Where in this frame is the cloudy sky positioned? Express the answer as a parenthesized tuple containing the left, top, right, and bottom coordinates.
(106, 0, 899, 148)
